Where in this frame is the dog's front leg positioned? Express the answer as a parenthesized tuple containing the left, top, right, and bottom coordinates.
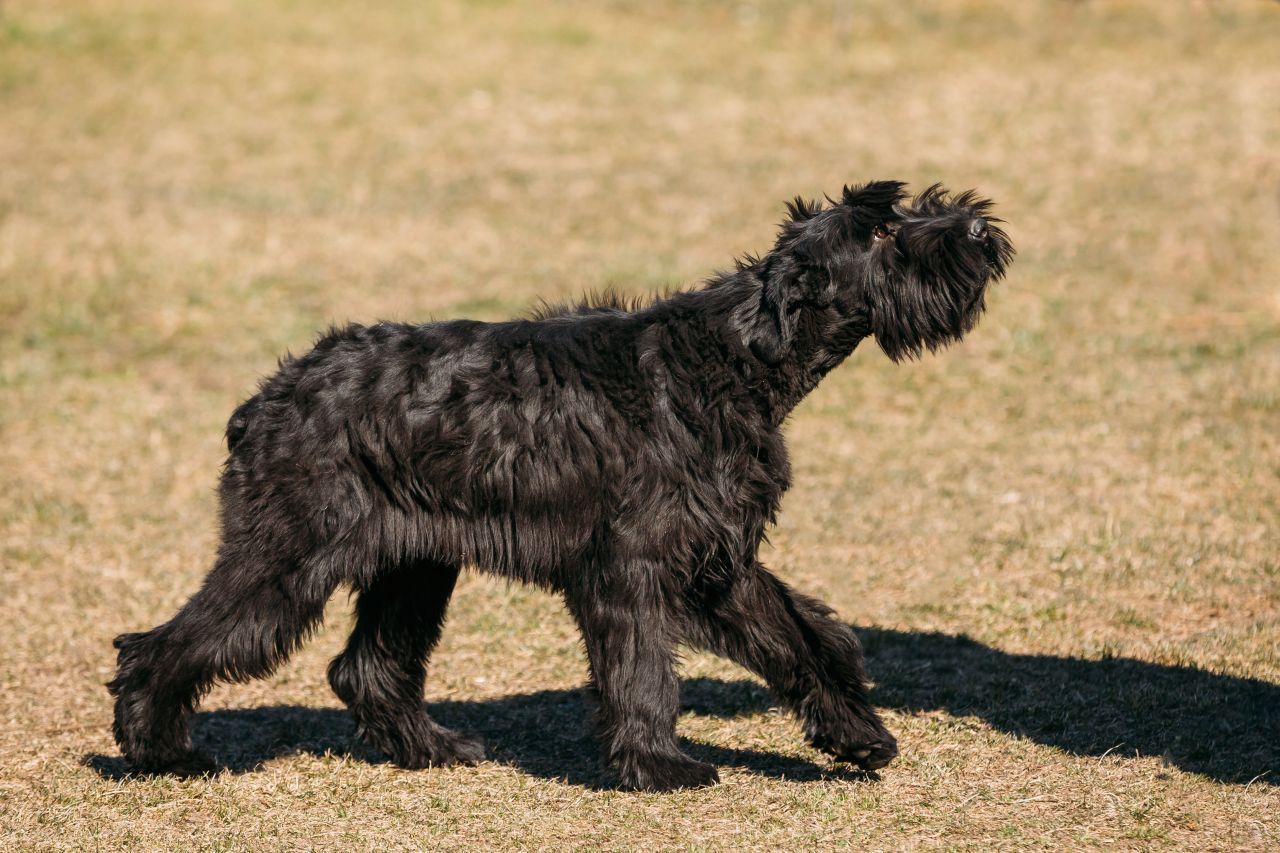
(685, 562, 897, 772)
(566, 570, 720, 791)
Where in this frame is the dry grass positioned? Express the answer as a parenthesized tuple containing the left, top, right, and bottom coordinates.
(2, 0, 1279, 848)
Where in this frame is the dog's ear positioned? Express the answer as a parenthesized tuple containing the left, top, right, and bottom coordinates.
(841, 180, 908, 230)
(745, 252, 826, 366)
(740, 194, 850, 365)
(792, 240, 836, 307)
(782, 196, 838, 306)
(744, 257, 795, 365)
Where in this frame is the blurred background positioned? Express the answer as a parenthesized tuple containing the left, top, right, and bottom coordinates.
(1, 1, 1277, 847)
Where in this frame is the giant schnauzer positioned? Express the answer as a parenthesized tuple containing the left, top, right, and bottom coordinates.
(110, 181, 1013, 790)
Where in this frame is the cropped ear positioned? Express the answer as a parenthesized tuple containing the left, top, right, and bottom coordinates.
(841, 180, 908, 229)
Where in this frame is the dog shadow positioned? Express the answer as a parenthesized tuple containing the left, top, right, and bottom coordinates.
(84, 628, 1277, 787)
(84, 678, 860, 789)
(859, 627, 1278, 786)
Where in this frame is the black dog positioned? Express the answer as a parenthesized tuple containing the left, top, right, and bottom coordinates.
(109, 181, 1013, 790)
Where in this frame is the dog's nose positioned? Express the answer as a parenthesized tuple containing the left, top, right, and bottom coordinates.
(968, 218, 989, 242)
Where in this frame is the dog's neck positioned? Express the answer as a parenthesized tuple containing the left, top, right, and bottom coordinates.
(655, 269, 870, 427)
(753, 307, 870, 425)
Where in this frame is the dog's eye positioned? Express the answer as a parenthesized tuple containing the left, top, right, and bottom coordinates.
(872, 224, 891, 241)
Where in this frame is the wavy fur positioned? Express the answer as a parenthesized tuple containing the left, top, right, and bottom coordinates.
(109, 180, 1013, 790)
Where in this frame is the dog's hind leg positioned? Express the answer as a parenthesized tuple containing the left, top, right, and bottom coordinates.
(682, 562, 898, 772)
(327, 559, 483, 769)
(566, 567, 720, 791)
(108, 546, 341, 774)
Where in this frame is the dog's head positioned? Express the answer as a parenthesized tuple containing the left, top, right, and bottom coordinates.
(744, 180, 1014, 364)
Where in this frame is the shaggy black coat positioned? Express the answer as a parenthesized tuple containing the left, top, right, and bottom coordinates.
(109, 181, 1013, 791)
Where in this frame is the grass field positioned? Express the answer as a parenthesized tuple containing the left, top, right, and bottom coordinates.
(2, 0, 1279, 848)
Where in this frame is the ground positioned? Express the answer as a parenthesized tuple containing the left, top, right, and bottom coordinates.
(1, 0, 1278, 848)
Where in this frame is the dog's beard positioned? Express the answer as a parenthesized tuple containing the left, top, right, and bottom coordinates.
(862, 257, 992, 363)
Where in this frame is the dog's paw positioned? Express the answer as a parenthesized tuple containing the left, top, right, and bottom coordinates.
(811, 721, 899, 772)
(432, 729, 486, 766)
(130, 748, 218, 778)
(831, 738, 898, 772)
(618, 753, 720, 792)
(392, 728, 486, 770)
